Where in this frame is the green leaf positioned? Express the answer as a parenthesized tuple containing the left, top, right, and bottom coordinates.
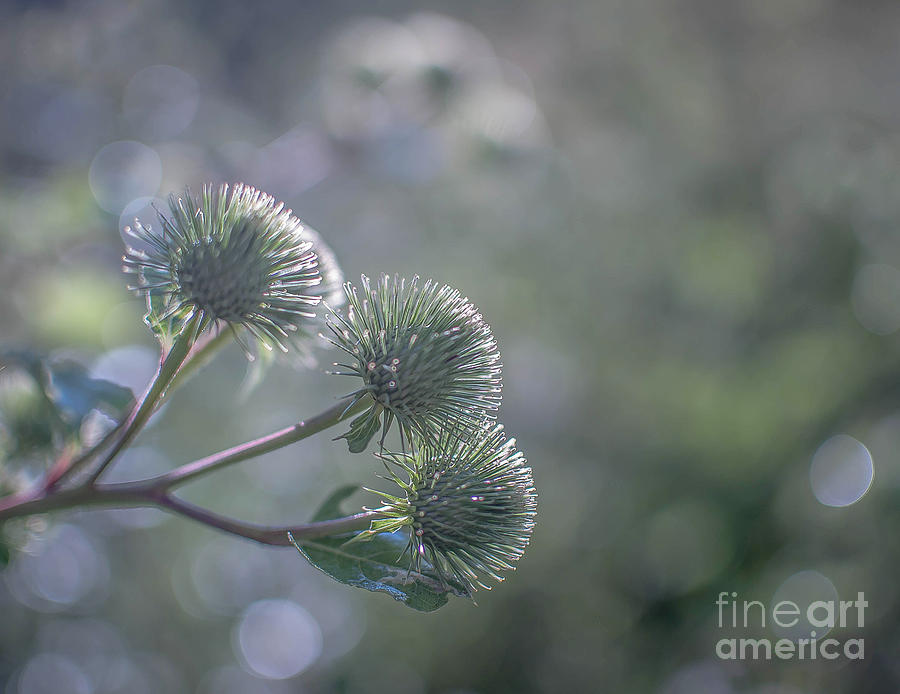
(290, 485, 471, 612)
(336, 407, 381, 453)
(0, 355, 57, 460)
(0, 350, 134, 459)
(43, 360, 133, 427)
(144, 291, 187, 348)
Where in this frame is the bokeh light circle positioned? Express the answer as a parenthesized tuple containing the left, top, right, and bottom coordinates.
(88, 141, 162, 214)
(851, 263, 900, 335)
(5, 524, 109, 611)
(17, 652, 92, 694)
(233, 599, 323, 680)
(810, 434, 874, 507)
(770, 570, 839, 640)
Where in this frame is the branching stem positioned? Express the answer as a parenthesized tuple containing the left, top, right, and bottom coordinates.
(50, 323, 232, 489)
(152, 396, 369, 489)
(86, 313, 202, 484)
(0, 478, 375, 545)
(0, 393, 375, 545)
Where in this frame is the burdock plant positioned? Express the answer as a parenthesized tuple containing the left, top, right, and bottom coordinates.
(123, 183, 325, 352)
(0, 182, 536, 611)
(326, 274, 502, 451)
(361, 425, 536, 593)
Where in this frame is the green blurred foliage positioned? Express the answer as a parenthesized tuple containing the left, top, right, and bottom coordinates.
(2, 1, 900, 692)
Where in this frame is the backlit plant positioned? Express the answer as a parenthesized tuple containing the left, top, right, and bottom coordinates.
(326, 274, 502, 452)
(0, 183, 536, 611)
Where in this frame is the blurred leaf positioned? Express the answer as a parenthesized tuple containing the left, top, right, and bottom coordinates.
(336, 407, 381, 453)
(290, 485, 471, 612)
(44, 360, 132, 426)
(0, 358, 57, 460)
(0, 349, 133, 459)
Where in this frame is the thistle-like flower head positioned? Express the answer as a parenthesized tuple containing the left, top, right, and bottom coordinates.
(123, 183, 328, 353)
(326, 275, 502, 451)
(363, 425, 537, 593)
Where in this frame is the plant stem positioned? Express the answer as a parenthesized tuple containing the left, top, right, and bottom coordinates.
(155, 494, 374, 545)
(0, 478, 376, 545)
(148, 396, 370, 489)
(46, 419, 127, 489)
(50, 320, 227, 489)
(0, 395, 376, 545)
(85, 313, 202, 484)
(0, 382, 375, 545)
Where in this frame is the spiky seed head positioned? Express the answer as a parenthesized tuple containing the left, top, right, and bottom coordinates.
(363, 425, 537, 593)
(326, 274, 502, 451)
(123, 183, 332, 354)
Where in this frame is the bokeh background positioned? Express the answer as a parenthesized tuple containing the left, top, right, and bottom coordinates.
(2, 0, 900, 692)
